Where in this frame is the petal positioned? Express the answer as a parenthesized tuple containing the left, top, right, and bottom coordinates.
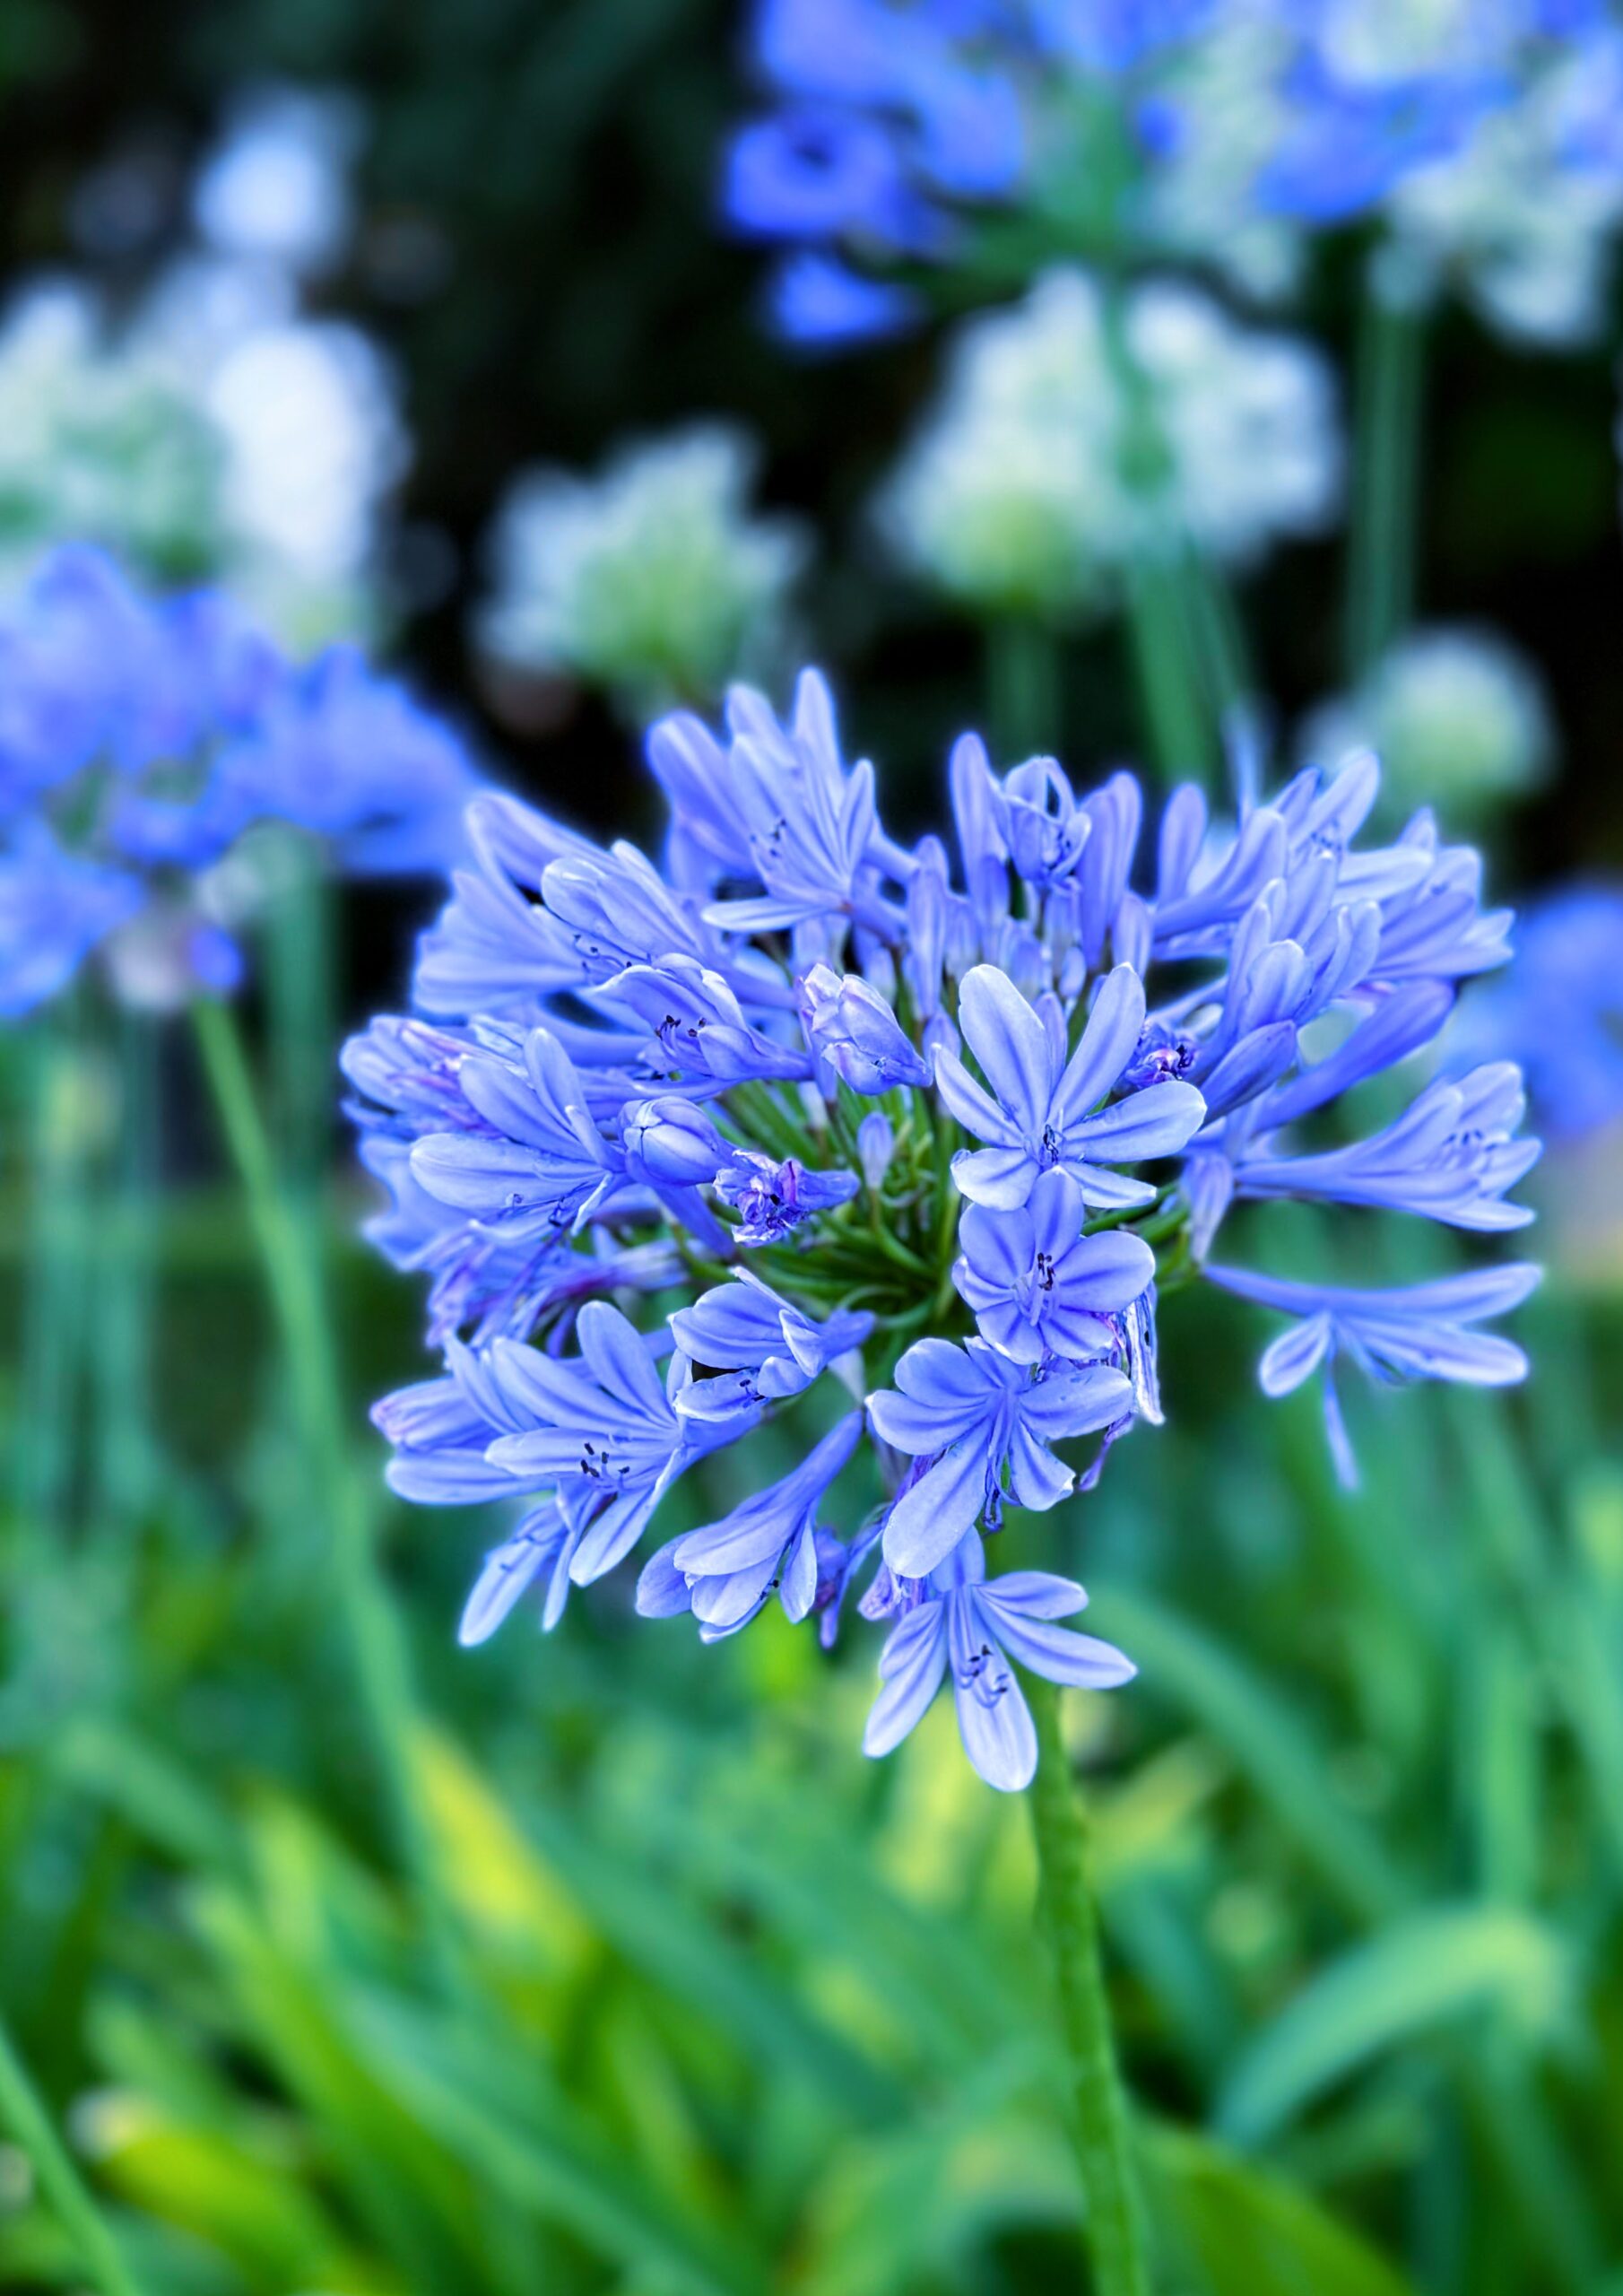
(881, 1437, 993, 1578)
(977, 1570, 1088, 1622)
(575, 1302, 672, 1422)
(979, 1603, 1137, 1690)
(950, 1597, 1036, 1791)
(957, 965, 1055, 1133)
(864, 1600, 950, 1758)
(951, 1144, 1038, 1209)
(1071, 1079, 1206, 1161)
(959, 1199, 1035, 1286)
(457, 1521, 558, 1646)
(1258, 1314, 1332, 1396)
(1053, 1229, 1156, 1309)
(933, 1043, 1023, 1147)
(1053, 965, 1146, 1123)
(1002, 1417, 1075, 1513)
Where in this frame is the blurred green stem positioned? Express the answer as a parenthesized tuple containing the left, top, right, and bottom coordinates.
(92, 1008, 159, 1533)
(264, 835, 336, 1203)
(16, 1012, 92, 1537)
(0, 2012, 145, 2296)
(1124, 556, 1214, 788)
(1345, 260, 1427, 683)
(191, 996, 445, 1941)
(986, 615, 1063, 756)
(1027, 1680, 1151, 2296)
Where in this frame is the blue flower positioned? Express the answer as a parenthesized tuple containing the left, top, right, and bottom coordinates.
(862, 1532, 1136, 1791)
(768, 253, 923, 347)
(0, 827, 142, 1018)
(0, 545, 484, 1012)
(869, 1335, 1131, 1578)
(670, 1269, 873, 1426)
(409, 1028, 628, 1236)
(935, 962, 1206, 1210)
(1233, 1063, 1540, 1231)
(799, 962, 931, 1091)
(1206, 1259, 1542, 1487)
(713, 1150, 861, 1242)
(637, 1410, 864, 1637)
(954, 1167, 1156, 1362)
(484, 1304, 748, 1585)
(1447, 880, 1623, 1138)
(221, 644, 480, 878)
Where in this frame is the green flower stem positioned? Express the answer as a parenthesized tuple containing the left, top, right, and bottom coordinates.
(16, 1013, 93, 1537)
(1026, 1679, 1151, 2296)
(1345, 258, 1428, 683)
(92, 1008, 159, 1533)
(987, 614, 1063, 756)
(0, 2011, 146, 2296)
(264, 836, 336, 1201)
(1124, 557, 1214, 787)
(191, 996, 447, 1951)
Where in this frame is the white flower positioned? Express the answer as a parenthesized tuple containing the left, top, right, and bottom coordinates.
(473, 423, 808, 712)
(1385, 49, 1623, 346)
(191, 84, 361, 279)
(1303, 625, 1554, 818)
(876, 266, 1341, 622)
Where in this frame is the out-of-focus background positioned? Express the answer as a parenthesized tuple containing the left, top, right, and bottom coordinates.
(1, 4, 1622, 2293)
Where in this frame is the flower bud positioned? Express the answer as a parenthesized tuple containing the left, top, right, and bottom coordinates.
(798, 962, 929, 1093)
(620, 1095, 730, 1187)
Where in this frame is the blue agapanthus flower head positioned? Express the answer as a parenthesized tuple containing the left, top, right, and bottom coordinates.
(352, 663, 1538, 1790)
(0, 545, 483, 1015)
(725, 0, 1623, 345)
(1445, 878, 1623, 1139)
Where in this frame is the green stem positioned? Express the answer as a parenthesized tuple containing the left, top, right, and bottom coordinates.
(1026, 1680, 1151, 2296)
(1345, 257, 1428, 684)
(264, 836, 336, 1201)
(16, 1013, 93, 1536)
(986, 615, 1063, 757)
(92, 1009, 159, 1533)
(0, 2012, 145, 2296)
(1124, 555, 1214, 788)
(190, 998, 447, 1946)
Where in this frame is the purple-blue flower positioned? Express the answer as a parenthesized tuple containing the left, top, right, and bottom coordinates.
(935, 962, 1206, 1210)
(0, 545, 484, 1013)
(954, 1168, 1156, 1363)
(1206, 1260, 1542, 1487)
(862, 1532, 1136, 1791)
(869, 1336, 1131, 1578)
(637, 1409, 863, 1638)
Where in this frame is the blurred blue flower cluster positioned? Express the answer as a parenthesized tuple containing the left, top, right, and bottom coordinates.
(350, 667, 1539, 1787)
(0, 546, 482, 1015)
(725, 0, 1623, 344)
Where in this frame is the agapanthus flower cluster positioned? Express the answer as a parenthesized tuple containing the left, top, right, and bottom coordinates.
(351, 668, 1538, 1787)
(0, 546, 481, 1016)
(1302, 625, 1553, 825)
(474, 426, 808, 718)
(724, 0, 1623, 347)
(876, 265, 1339, 620)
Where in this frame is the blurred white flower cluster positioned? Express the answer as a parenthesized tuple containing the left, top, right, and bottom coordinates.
(1384, 48, 1623, 346)
(474, 423, 807, 716)
(0, 87, 407, 646)
(876, 267, 1340, 623)
(1304, 625, 1553, 821)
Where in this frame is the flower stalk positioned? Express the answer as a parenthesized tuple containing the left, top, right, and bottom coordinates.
(1026, 1678, 1151, 2296)
(191, 996, 448, 1952)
